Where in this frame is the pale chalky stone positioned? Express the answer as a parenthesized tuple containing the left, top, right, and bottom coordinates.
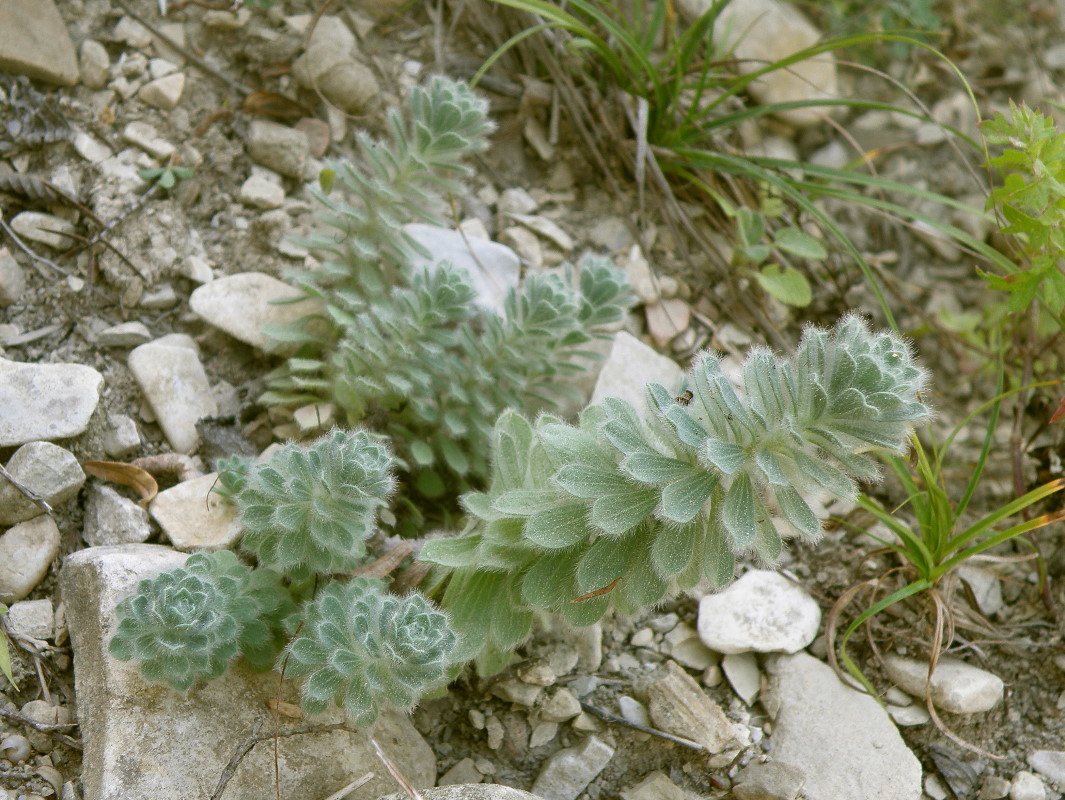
(590, 331, 684, 417)
(83, 485, 151, 547)
(0, 0, 78, 85)
(189, 272, 323, 351)
(59, 545, 437, 800)
(0, 441, 85, 525)
(883, 654, 1004, 714)
(762, 652, 922, 800)
(0, 358, 104, 447)
(138, 73, 185, 110)
(128, 337, 217, 453)
(0, 515, 61, 602)
(149, 473, 242, 551)
(698, 569, 821, 654)
(531, 736, 614, 800)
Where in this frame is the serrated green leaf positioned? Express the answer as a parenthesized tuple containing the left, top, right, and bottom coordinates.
(772, 227, 827, 260)
(755, 265, 812, 307)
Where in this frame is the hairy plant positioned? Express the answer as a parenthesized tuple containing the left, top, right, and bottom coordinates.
(262, 75, 634, 518)
(109, 551, 292, 691)
(214, 429, 395, 582)
(421, 315, 932, 673)
(284, 577, 457, 726)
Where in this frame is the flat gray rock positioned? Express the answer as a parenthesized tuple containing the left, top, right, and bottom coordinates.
(0, 515, 61, 603)
(883, 654, 1004, 714)
(531, 736, 614, 800)
(404, 223, 520, 315)
(0, 441, 85, 525)
(189, 271, 324, 351)
(762, 652, 922, 800)
(60, 545, 437, 800)
(697, 569, 821, 654)
(82, 485, 151, 546)
(128, 335, 218, 453)
(0, 357, 104, 447)
(0, 0, 77, 84)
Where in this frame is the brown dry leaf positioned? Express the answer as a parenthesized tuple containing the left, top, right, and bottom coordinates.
(242, 91, 313, 124)
(82, 460, 159, 507)
(265, 699, 303, 719)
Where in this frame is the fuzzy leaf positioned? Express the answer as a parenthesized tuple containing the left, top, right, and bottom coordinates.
(589, 490, 657, 535)
(622, 452, 696, 484)
(521, 550, 577, 608)
(755, 264, 812, 307)
(650, 522, 697, 579)
(659, 472, 718, 523)
(553, 463, 630, 499)
(523, 503, 592, 549)
(721, 472, 756, 549)
(576, 535, 639, 595)
(419, 535, 482, 567)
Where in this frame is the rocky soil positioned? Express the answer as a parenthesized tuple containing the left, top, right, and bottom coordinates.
(3, 1, 1065, 800)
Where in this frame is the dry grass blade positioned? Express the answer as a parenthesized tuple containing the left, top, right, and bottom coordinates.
(370, 737, 423, 800)
(350, 542, 415, 580)
(82, 460, 159, 507)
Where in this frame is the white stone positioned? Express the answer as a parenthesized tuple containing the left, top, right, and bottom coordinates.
(590, 331, 684, 417)
(683, 0, 837, 128)
(140, 283, 179, 309)
(83, 485, 151, 547)
(722, 651, 761, 705)
(138, 73, 185, 110)
(113, 15, 152, 47)
(956, 565, 1004, 617)
(5, 598, 54, 642)
(622, 245, 660, 304)
(72, 131, 112, 164)
(180, 256, 214, 284)
(292, 46, 378, 114)
(403, 223, 521, 315)
(621, 772, 690, 800)
(246, 120, 309, 179)
(381, 788, 540, 800)
(887, 700, 930, 727)
(0, 247, 23, 306)
(531, 735, 614, 800)
(0, 441, 85, 525)
(645, 298, 691, 348)
(539, 687, 581, 722)
(59, 546, 437, 800)
(0, 515, 61, 603)
(78, 39, 109, 88)
(97, 321, 152, 347)
(189, 272, 323, 351)
(882, 654, 1004, 714)
(506, 213, 575, 251)
(101, 414, 141, 459)
(438, 758, 483, 786)
(497, 226, 542, 267)
(497, 187, 538, 215)
(762, 652, 922, 800)
(122, 122, 174, 160)
(1010, 771, 1046, 800)
(149, 473, 243, 551)
(0, 358, 103, 447)
(128, 336, 218, 454)
(238, 174, 285, 209)
(149, 58, 178, 80)
(10, 211, 76, 249)
(1028, 752, 1065, 787)
(697, 569, 821, 654)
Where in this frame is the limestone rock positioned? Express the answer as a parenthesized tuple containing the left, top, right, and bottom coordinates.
(5, 598, 54, 642)
(697, 569, 821, 654)
(128, 335, 218, 454)
(138, 73, 185, 110)
(590, 331, 684, 417)
(97, 321, 153, 347)
(189, 271, 324, 351)
(0, 247, 25, 306)
(0, 441, 85, 525)
(10, 211, 76, 250)
(246, 120, 309, 179)
(0, 515, 61, 603)
(732, 761, 807, 800)
(761, 652, 922, 800)
(78, 39, 110, 89)
(882, 654, 1004, 714)
(149, 472, 244, 552)
(0, 0, 78, 85)
(1028, 751, 1065, 786)
(82, 485, 151, 547)
(403, 223, 521, 315)
(645, 298, 691, 348)
(678, 0, 837, 128)
(0, 357, 104, 447)
(60, 545, 437, 800)
(646, 660, 740, 753)
(531, 736, 614, 800)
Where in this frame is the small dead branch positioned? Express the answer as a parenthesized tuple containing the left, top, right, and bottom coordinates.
(371, 737, 423, 800)
(0, 707, 81, 751)
(578, 701, 705, 750)
(0, 464, 53, 517)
